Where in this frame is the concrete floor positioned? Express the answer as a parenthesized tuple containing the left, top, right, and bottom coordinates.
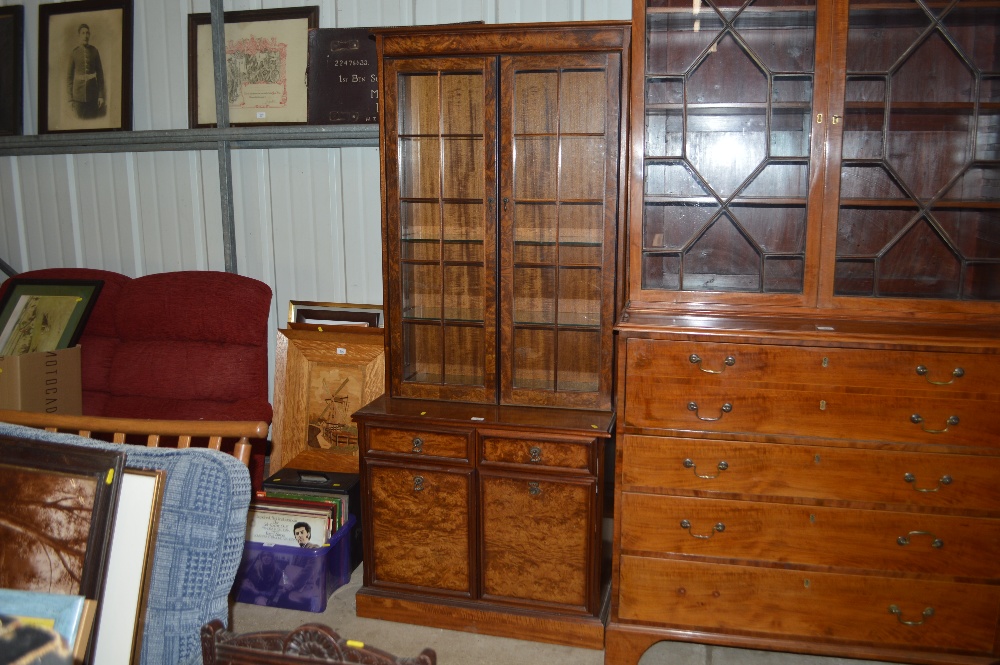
(229, 564, 899, 665)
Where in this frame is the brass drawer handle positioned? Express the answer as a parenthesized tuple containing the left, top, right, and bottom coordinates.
(689, 353, 735, 374)
(683, 458, 728, 479)
(528, 481, 541, 496)
(680, 519, 725, 539)
(688, 401, 732, 421)
(903, 472, 952, 492)
(413, 475, 424, 492)
(915, 365, 964, 385)
(897, 531, 944, 549)
(412, 436, 424, 453)
(910, 414, 959, 434)
(888, 605, 934, 626)
(529, 446, 542, 463)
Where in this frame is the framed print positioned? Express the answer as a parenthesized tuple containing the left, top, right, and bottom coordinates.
(93, 468, 165, 665)
(0, 589, 87, 650)
(0, 434, 126, 602)
(271, 328, 385, 474)
(288, 300, 383, 330)
(188, 6, 319, 128)
(38, 0, 133, 134)
(0, 6, 24, 136)
(0, 279, 104, 355)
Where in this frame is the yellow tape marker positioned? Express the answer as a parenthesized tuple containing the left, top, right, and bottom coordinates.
(346, 640, 365, 649)
(105, 468, 115, 485)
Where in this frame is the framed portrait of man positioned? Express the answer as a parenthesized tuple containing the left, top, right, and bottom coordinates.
(38, 0, 133, 134)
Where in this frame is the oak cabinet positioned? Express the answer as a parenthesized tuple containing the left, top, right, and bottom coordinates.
(609, 1, 1000, 664)
(356, 20, 628, 650)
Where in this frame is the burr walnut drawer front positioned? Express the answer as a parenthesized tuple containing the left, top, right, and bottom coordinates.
(625, 337, 1000, 395)
(617, 556, 1000, 652)
(366, 426, 471, 460)
(620, 493, 1000, 578)
(480, 436, 593, 473)
(624, 381, 997, 448)
(622, 435, 1000, 511)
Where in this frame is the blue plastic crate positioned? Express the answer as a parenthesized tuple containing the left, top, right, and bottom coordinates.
(233, 514, 355, 613)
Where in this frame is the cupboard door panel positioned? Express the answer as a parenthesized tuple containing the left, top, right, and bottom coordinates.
(368, 463, 472, 594)
(481, 473, 593, 610)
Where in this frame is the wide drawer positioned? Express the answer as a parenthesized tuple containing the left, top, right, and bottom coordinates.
(621, 493, 1000, 579)
(480, 435, 593, 472)
(624, 382, 997, 448)
(625, 338, 1000, 396)
(366, 425, 471, 460)
(618, 556, 1000, 652)
(621, 435, 1000, 511)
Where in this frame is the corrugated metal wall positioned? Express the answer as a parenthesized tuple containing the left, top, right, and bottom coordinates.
(0, 0, 631, 404)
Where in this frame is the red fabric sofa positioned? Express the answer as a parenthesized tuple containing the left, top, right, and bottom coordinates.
(0, 268, 273, 483)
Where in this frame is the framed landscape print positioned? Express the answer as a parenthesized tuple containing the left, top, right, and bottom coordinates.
(188, 6, 319, 128)
(0, 434, 125, 602)
(0, 6, 24, 136)
(38, 0, 133, 133)
(0, 279, 104, 355)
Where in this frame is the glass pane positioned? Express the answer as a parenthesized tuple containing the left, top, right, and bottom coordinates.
(560, 70, 607, 134)
(442, 138, 484, 198)
(560, 136, 607, 200)
(443, 325, 484, 385)
(558, 267, 601, 327)
(837, 4, 998, 300)
(402, 264, 441, 320)
(514, 137, 558, 199)
(402, 322, 442, 383)
(557, 329, 600, 393)
(401, 202, 440, 261)
(514, 267, 555, 324)
(399, 138, 440, 199)
(683, 215, 761, 292)
(398, 74, 439, 134)
(559, 203, 603, 266)
(443, 265, 484, 322)
(513, 328, 554, 390)
(441, 73, 483, 134)
(442, 203, 484, 263)
(514, 72, 558, 134)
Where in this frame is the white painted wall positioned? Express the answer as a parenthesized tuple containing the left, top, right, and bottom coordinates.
(0, 0, 631, 408)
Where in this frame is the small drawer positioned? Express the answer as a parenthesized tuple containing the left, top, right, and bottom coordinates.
(481, 436, 592, 472)
(621, 493, 1000, 579)
(367, 426, 470, 459)
(618, 556, 1000, 652)
(621, 435, 1000, 511)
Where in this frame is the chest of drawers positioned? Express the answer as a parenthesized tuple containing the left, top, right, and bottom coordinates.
(606, 316, 1000, 665)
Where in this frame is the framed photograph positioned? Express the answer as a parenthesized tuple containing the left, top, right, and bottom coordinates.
(93, 468, 165, 665)
(271, 328, 385, 474)
(0, 279, 104, 355)
(38, 0, 133, 134)
(0, 433, 126, 602)
(188, 6, 319, 128)
(0, 6, 24, 136)
(288, 300, 383, 330)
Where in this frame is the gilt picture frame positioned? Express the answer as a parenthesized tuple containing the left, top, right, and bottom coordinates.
(271, 328, 384, 474)
(38, 0, 133, 134)
(0, 279, 104, 355)
(187, 6, 319, 128)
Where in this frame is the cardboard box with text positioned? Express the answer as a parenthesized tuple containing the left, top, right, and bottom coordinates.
(0, 345, 82, 414)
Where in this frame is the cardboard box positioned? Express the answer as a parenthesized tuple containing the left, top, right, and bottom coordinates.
(0, 345, 82, 414)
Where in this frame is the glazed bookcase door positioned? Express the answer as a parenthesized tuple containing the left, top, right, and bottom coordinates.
(823, 0, 1000, 313)
(499, 53, 621, 410)
(630, 0, 825, 307)
(383, 57, 499, 403)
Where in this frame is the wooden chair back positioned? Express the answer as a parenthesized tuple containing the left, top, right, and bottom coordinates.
(0, 410, 269, 466)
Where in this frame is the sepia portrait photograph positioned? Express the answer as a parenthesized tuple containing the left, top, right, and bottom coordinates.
(38, 0, 133, 133)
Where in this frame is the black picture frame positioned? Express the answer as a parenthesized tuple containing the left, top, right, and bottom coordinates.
(287, 300, 383, 329)
(0, 278, 104, 355)
(0, 433, 125, 603)
(187, 6, 319, 128)
(0, 6, 24, 136)
(38, 0, 133, 134)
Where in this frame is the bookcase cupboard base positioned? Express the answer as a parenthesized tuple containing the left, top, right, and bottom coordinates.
(356, 588, 608, 649)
